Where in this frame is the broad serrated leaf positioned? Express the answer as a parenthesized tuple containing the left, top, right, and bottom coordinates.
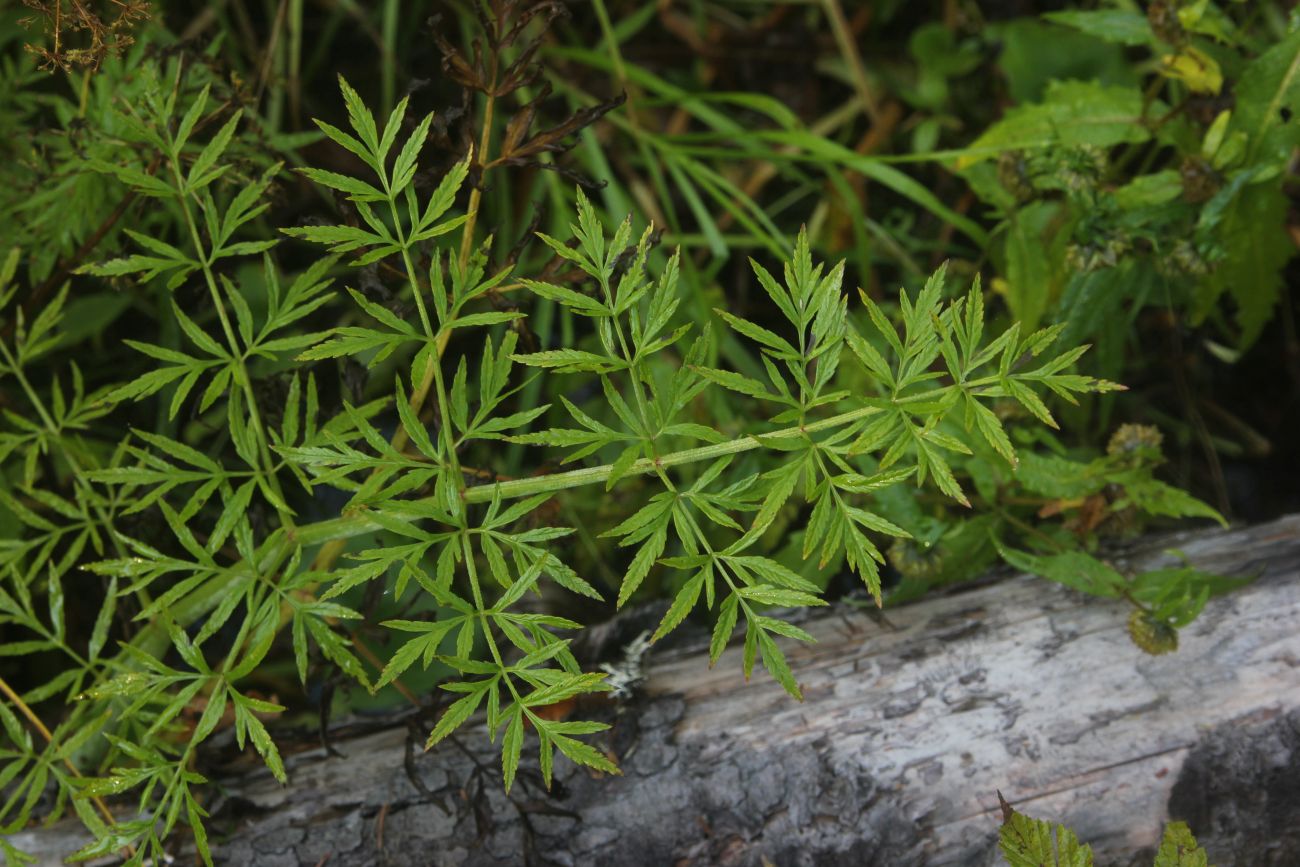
(997, 794, 1093, 867)
(1153, 822, 1207, 867)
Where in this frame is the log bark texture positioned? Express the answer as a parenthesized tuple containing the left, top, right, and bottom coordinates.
(12, 514, 1300, 866)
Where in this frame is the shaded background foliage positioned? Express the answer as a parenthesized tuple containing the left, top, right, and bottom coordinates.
(5, 0, 1297, 521)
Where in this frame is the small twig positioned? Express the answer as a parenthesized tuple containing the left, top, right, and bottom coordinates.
(352, 635, 421, 707)
(375, 801, 389, 851)
(253, 0, 290, 109)
(821, 0, 880, 125)
(0, 674, 133, 858)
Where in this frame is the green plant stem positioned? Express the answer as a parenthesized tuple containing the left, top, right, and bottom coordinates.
(167, 163, 294, 529)
(652, 463, 746, 602)
(676, 499, 754, 618)
(151, 402, 885, 646)
(293, 405, 882, 548)
(598, 272, 655, 442)
(428, 333, 464, 480)
(460, 533, 513, 696)
(0, 345, 57, 434)
(142, 528, 297, 661)
(389, 219, 456, 480)
(989, 500, 1064, 552)
(381, 0, 398, 116)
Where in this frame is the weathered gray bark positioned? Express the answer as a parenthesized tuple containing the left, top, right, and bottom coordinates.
(12, 514, 1300, 866)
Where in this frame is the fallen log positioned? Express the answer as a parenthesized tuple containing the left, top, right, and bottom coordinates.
(12, 514, 1300, 866)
